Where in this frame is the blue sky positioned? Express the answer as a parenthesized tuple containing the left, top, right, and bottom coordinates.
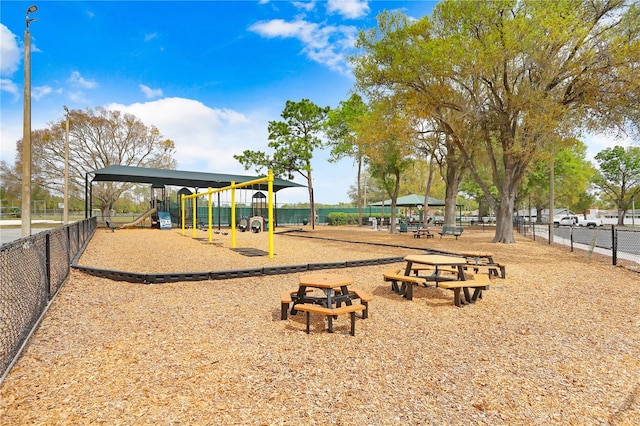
(0, 0, 632, 205)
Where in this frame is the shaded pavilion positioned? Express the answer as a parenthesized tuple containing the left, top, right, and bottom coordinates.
(84, 165, 305, 224)
(368, 194, 463, 224)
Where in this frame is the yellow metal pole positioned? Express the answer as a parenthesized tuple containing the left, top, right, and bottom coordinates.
(208, 187, 213, 242)
(192, 192, 197, 238)
(231, 182, 236, 248)
(181, 194, 185, 235)
(268, 170, 274, 258)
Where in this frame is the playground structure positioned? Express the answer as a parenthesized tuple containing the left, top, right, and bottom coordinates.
(119, 206, 158, 229)
(119, 184, 169, 229)
(180, 170, 275, 258)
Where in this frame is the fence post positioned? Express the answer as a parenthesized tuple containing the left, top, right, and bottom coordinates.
(66, 226, 71, 266)
(45, 233, 52, 301)
(570, 226, 574, 252)
(611, 225, 617, 266)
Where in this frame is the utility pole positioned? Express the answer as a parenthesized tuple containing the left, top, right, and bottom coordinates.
(63, 106, 70, 225)
(21, 5, 38, 237)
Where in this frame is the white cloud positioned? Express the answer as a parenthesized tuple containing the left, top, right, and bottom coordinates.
(32, 85, 53, 100)
(144, 32, 158, 42)
(583, 132, 634, 164)
(292, 1, 316, 12)
(139, 84, 163, 99)
(1, 78, 19, 98)
(101, 97, 353, 203)
(106, 97, 267, 175)
(67, 71, 98, 89)
(0, 24, 21, 77)
(248, 19, 357, 75)
(326, 0, 370, 19)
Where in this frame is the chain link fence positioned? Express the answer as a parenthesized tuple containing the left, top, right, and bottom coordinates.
(516, 221, 640, 272)
(1, 217, 96, 383)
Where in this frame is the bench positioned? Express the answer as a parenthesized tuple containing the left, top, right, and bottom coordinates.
(280, 288, 312, 320)
(410, 264, 462, 278)
(294, 303, 366, 336)
(413, 228, 434, 239)
(438, 226, 464, 239)
(383, 269, 428, 300)
(334, 287, 372, 319)
(466, 262, 506, 279)
(438, 274, 491, 307)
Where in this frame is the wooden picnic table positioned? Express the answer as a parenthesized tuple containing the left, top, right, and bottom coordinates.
(291, 273, 355, 315)
(401, 254, 469, 300)
(459, 251, 495, 265)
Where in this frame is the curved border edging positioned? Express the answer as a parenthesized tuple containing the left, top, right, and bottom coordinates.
(72, 256, 406, 284)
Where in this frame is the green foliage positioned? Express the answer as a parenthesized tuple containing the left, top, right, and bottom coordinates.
(593, 146, 640, 221)
(325, 94, 368, 163)
(352, 0, 639, 242)
(326, 212, 352, 226)
(234, 99, 329, 228)
(235, 99, 329, 179)
(326, 212, 388, 226)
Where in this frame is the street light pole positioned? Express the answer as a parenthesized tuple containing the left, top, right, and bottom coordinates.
(21, 5, 37, 237)
(63, 105, 69, 225)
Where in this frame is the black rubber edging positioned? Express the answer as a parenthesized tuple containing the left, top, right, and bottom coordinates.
(72, 256, 406, 284)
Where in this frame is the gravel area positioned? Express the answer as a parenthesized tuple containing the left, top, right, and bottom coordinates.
(1, 225, 639, 425)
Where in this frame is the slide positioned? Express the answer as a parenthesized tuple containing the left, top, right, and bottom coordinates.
(119, 206, 158, 229)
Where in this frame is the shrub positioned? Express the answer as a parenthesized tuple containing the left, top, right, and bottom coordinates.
(327, 212, 349, 226)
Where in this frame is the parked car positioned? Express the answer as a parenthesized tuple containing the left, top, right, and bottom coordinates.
(0, 207, 21, 218)
(554, 215, 602, 228)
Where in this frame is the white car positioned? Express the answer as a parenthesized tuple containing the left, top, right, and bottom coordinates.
(554, 216, 603, 228)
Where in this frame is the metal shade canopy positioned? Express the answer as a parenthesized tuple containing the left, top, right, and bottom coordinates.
(88, 165, 305, 192)
(368, 194, 459, 207)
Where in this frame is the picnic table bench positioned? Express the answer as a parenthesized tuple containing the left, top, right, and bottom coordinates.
(467, 262, 507, 279)
(438, 274, 491, 307)
(294, 303, 366, 336)
(383, 268, 428, 300)
(413, 228, 434, 239)
(438, 225, 464, 239)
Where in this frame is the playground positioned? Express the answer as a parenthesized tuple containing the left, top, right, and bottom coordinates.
(0, 226, 638, 424)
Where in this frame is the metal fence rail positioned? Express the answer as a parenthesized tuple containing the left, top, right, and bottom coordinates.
(0, 218, 96, 383)
(516, 221, 640, 271)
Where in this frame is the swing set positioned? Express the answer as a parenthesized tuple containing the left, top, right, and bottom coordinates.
(180, 170, 275, 258)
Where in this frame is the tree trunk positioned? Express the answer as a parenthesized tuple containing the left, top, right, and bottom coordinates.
(617, 205, 625, 226)
(443, 165, 460, 226)
(493, 192, 516, 243)
(422, 154, 435, 225)
(389, 170, 401, 234)
(357, 159, 363, 226)
(308, 172, 315, 229)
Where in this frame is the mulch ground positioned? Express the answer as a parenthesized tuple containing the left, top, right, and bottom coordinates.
(0, 225, 638, 425)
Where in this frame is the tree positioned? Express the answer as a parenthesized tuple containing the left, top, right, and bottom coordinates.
(325, 94, 369, 226)
(234, 99, 329, 229)
(520, 140, 595, 221)
(353, 1, 640, 243)
(356, 98, 415, 233)
(593, 146, 640, 225)
(0, 107, 176, 220)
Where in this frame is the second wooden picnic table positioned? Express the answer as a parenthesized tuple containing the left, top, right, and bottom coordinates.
(459, 251, 495, 265)
(402, 254, 469, 300)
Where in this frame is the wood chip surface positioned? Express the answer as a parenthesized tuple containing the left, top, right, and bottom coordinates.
(1, 226, 639, 425)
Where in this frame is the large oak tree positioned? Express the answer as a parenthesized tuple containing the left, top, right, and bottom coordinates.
(353, 0, 640, 242)
(1, 107, 176, 219)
